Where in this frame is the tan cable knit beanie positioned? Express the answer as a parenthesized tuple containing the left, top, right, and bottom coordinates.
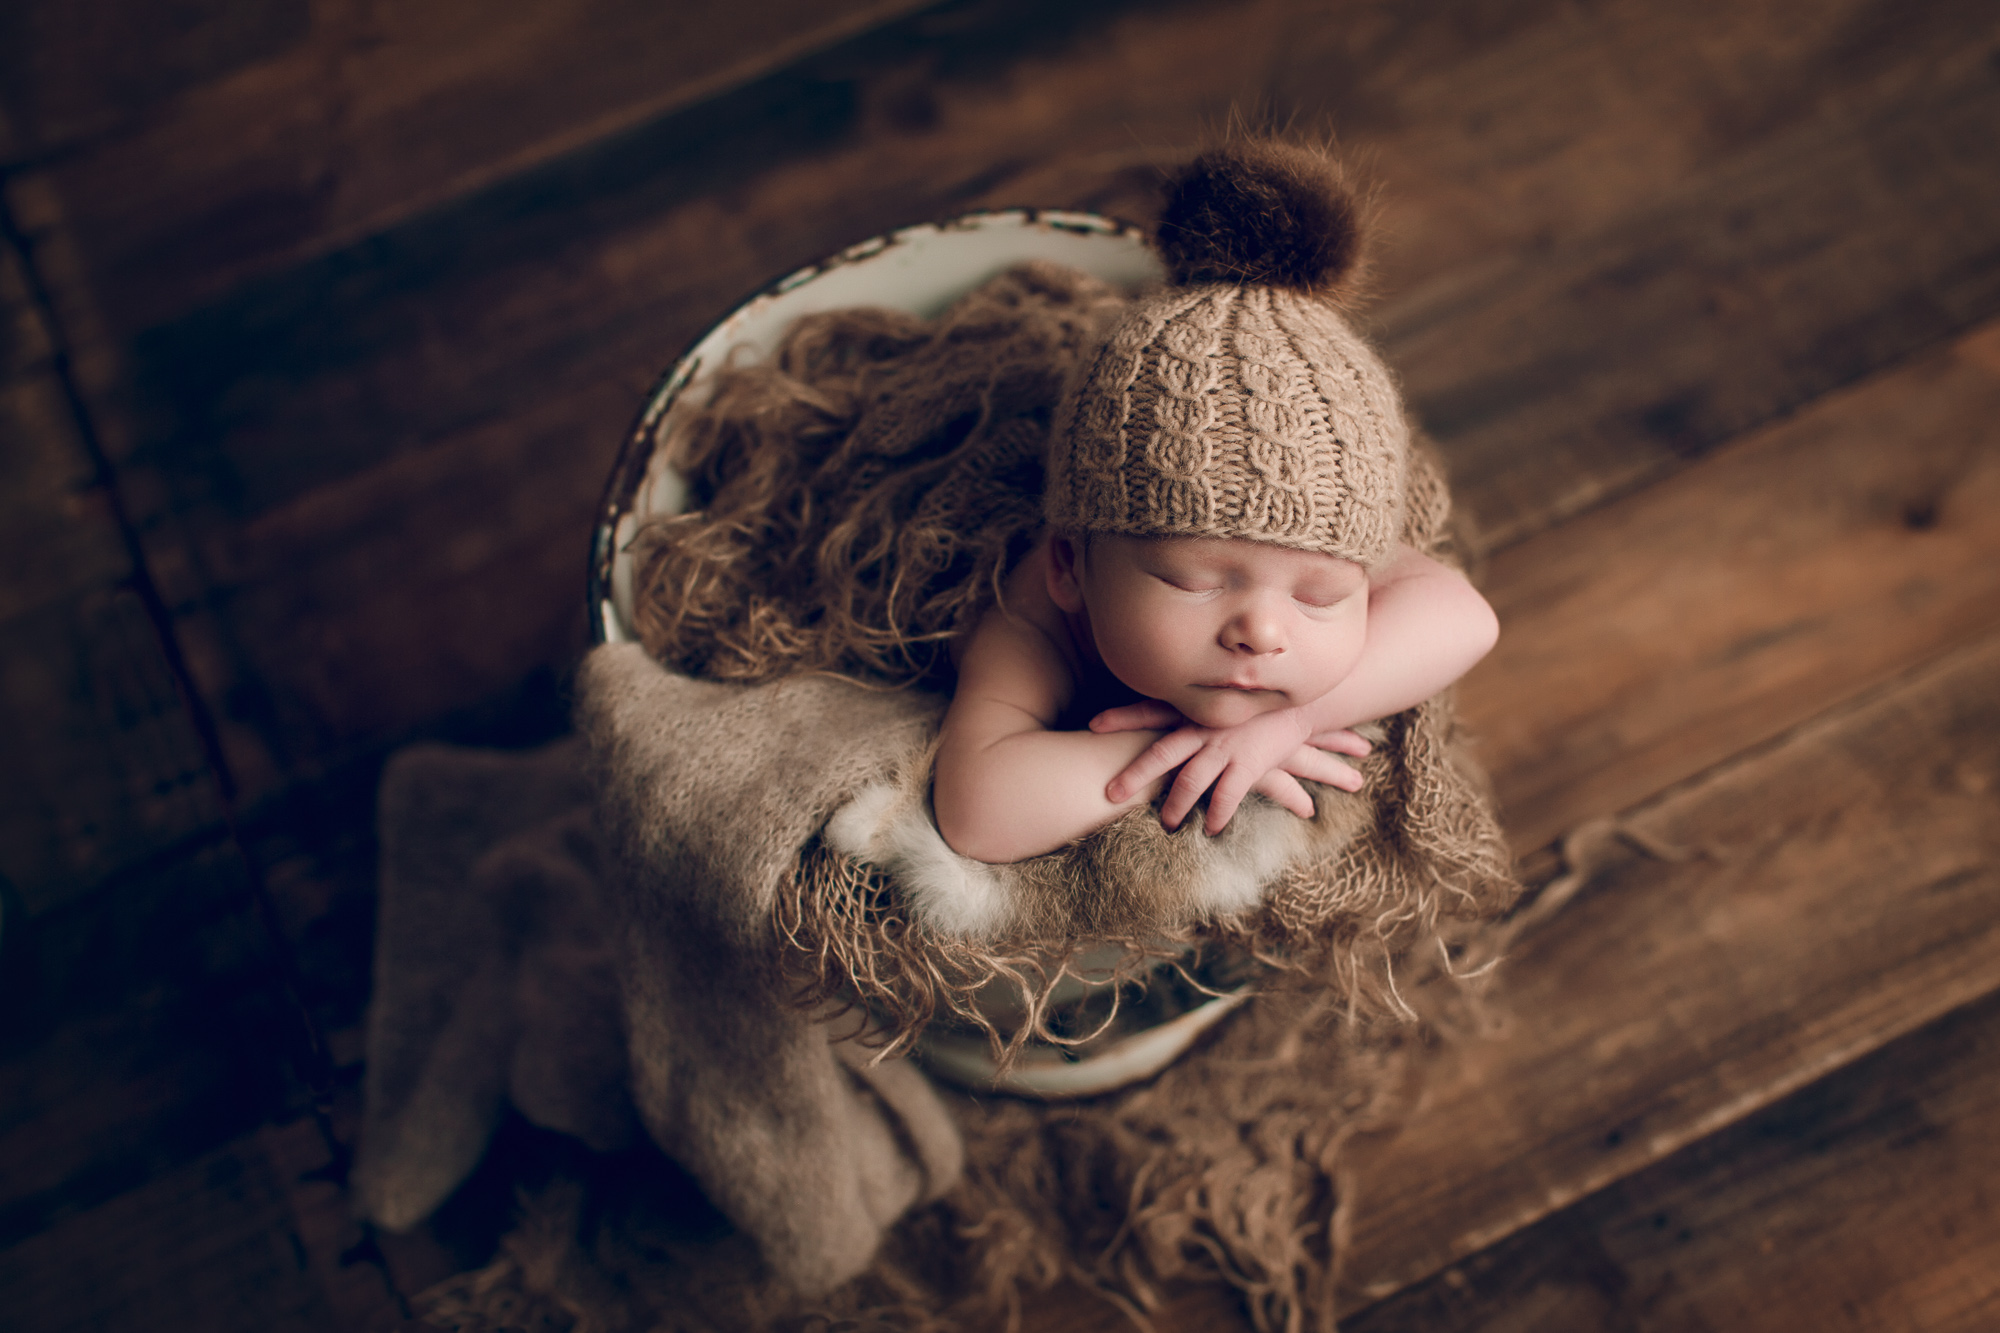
(1045, 140, 1409, 567)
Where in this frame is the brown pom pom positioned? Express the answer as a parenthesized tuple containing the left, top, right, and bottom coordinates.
(1156, 139, 1365, 295)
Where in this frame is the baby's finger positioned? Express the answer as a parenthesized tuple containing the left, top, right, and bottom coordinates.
(1283, 747, 1367, 792)
(1106, 729, 1205, 803)
(1253, 771, 1316, 821)
(1162, 751, 1227, 830)
(1307, 727, 1373, 757)
(1090, 700, 1183, 733)
(1204, 765, 1262, 835)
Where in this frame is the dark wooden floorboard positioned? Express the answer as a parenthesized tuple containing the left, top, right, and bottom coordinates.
(0, 844, 303, 1253)
(1341, 630, 2000, 1307)
(1460, 317, 2000, 852)
(9, 0, 939, 326)
(1071, 990, 2000, 1332)
(1382, 56, 2000, 548)
(1343, 988, 2000, 1333)
(0, 1142, 333, 1333)
(0, 218, 221, 915)
(0, 1114, 417, 1333)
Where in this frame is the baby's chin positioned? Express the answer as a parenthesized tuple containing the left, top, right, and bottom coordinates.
(1177, 688, 1291, 729)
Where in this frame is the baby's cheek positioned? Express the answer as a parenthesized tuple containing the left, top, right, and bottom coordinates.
(1102, 619, 1183, 690)
(1319, 619, 1369, 676)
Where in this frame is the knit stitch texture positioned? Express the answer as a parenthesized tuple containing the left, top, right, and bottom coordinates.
(1041, 139, 1409, 566)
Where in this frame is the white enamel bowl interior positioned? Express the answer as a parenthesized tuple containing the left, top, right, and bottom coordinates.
(597, 209, 1163, 644)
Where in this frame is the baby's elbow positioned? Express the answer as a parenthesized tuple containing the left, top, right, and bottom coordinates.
(932, 768, 1011, 864)
(935, 805, 1018, 865)
(1467, 589, 1500, 661)
(1438, 580, 1499, 681)
(933, 796, 977, 860)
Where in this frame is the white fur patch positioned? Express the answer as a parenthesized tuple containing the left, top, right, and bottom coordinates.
(826, 777, 1349, 939)
(1185, 798, 1318, 916)
(825, 784, 1016, 938)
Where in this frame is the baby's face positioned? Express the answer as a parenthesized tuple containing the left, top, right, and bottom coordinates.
(1051, 533, 1370, 728)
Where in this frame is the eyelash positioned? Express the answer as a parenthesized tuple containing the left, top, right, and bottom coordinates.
(1159, 576, 1349, 608)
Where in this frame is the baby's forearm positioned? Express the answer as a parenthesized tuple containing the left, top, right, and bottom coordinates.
(934, 725, 1165, 864)
(1299, 556, 1498, 732)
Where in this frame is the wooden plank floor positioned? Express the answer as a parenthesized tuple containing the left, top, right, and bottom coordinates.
(1, 1, 1996, 1330)
(1346, 630, 2000, 1306)
(1344, 988, 2000, 1332)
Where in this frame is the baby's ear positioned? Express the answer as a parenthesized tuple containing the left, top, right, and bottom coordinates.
(1046, 535, 1087, 613)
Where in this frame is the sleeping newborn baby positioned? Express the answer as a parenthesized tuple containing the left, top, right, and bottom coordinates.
(934, 140, 1497, 864)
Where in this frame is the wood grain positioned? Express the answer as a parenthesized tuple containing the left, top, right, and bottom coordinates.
(32, 0, 1997, 815)
(1338, 630, 2000, 1309)
(13, 0, 937, 326)
(0, 1139, 329, 1333)
(0, 845, 291, 1250)
(257, 1113, 423, 1333)
(0, 227, 220, 912)
(1459, 318, 2000, 853)
(0, 231, 123, 624)
(1389, 63, 2000, 548)
(0, 1115, 415, 1333)
(0, 0, 307, 161)
(1344, 990, 2000, 1332)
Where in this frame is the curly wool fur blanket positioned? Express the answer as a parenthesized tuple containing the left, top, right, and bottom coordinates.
(359, 643, 1513, 1333)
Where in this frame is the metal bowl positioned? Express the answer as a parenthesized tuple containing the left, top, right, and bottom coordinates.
(581, 208, 1250, 1098)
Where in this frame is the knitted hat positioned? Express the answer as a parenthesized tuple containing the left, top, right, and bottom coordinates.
(1044, 140, 1409, 567)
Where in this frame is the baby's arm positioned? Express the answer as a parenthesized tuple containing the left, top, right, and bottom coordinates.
(932, 607, 1167, 864)
(1293, 544, 1499, 732)
(1101, 545, 1498, 833)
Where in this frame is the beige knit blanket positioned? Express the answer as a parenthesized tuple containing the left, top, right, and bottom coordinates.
(359, 643, 1512, 1332)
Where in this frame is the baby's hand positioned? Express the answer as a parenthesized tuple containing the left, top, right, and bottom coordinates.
(1090, 702, 1371, 835)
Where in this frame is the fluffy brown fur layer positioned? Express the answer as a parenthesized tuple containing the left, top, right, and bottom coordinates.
(631, 262, 1124, 687)
(782, 698, 1509, 1068)
(418, 982, 1438, 1333)
(391, 721, 1502, 1333)
(388, 656, 1498, 1333)
(381, 637, 1512, 1333)
(1155, 138, 1367, 297)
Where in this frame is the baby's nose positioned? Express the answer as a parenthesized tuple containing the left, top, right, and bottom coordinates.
(1223, 603, 1286, 654)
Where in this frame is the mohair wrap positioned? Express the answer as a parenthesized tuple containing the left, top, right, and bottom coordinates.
(1044, 139, 1409, 567)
